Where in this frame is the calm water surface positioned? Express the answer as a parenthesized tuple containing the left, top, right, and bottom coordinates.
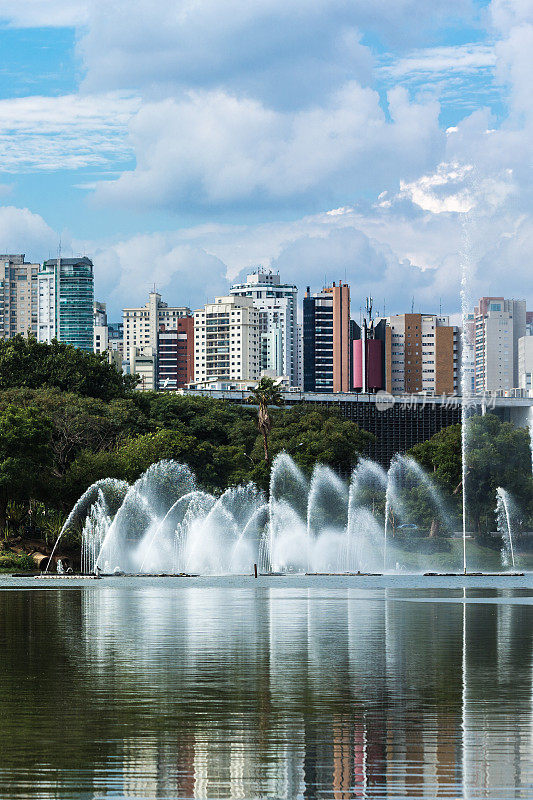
(0, 582, 532, 799)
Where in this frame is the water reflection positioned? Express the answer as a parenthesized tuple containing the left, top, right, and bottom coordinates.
(0, 585, 531, 798)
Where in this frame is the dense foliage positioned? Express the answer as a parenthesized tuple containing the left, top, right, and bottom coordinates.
(0, 381, 373, 540)
(0, 339, 530, 547)
(0, 335, 137, 400)
(409, 414, 533, 536)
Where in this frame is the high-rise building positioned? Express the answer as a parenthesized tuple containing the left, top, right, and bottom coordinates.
(193, 295, 261, 384)
(158, 317, 194, 390)
(229, 270, 298, 385)
(123, 291, 192, 390)
(0, 254, 39, 339)
(473, 297, 526, 393)
(517, 333, 533, 394)
(295, 323, 303, 389)
(303, 281, 351, 393)
(123, 292, 191, 353)
(37, 257, 94, 351)
(93, 301, 108, 354)
(384, 313, 460, 395)
(93, 301, 123, 368)
(352, 317, 388, 393)
(128, 346, 156, 391)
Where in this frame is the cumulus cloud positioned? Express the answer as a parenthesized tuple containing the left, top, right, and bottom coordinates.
(272, 226, 437, 314)
(92, 83, 443, 211)
(0, 206, 57, 258)
(0, 0, 87, 27)
(91, 234, 229, 316)
(78, 0, 474, 104)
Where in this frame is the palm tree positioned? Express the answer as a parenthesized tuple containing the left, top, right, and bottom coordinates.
(248, 377, 284, 463)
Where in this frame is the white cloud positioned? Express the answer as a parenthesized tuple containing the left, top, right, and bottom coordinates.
(0, 0, 87, 27)
(490, 0, 533, 32)
(90, 234, 229, 314)
(92, 83, 443, 210)
(0, 93, 139, 172)
(0, 206, 57, 258)
(397, 162, 475, 213)
(380, 43, 496, 81)
(78, 0, 473, 99)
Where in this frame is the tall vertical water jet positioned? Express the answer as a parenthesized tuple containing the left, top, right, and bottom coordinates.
(528, 405, 533, 472)
(81, 489, 111, 574)
(496, 487, 516, 570)
(269, 453, 308, 572)
(306, 465, 348, 572)
(347, 459, 387, 573)
(460, 215, 474, 575)
(383, 457, 409, 572)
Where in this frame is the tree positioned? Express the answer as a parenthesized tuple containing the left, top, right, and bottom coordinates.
(409, 415, 533, 536)
(247, 377, 284, 463)
(0, 405, 53, 532)
(0, 335, 137, 400)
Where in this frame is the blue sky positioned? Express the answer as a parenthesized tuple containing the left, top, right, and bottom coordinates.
(0, 0, 531, 319)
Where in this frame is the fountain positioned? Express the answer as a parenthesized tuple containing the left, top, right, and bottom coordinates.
(528, 406, 533, 474)
(55, 451, 521, 576)
(496, 488, 517, 569)
(45, 478, 129, 572)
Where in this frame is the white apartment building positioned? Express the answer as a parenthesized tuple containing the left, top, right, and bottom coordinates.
(194, 296, 261, 384)
(518, 334, 533, 394)
(0, 255, 39, 339)
(123, 292, 192, 389)
(474, 297, 526, 393)
(123, 292, 191, 352)
(229, 270, 298, 385)
(94, 301, 108, 354)
(386, 313, 460, 395)
(37, 262, 56, 343)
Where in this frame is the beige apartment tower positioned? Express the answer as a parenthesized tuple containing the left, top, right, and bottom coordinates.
(385, 313, 459, 395)
(0, 254, 39, 339)
(193, 296, 261, 384)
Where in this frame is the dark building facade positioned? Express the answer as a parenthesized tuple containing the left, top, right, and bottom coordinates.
(303, 282, 351, 393)
(158, 317, 194, 390)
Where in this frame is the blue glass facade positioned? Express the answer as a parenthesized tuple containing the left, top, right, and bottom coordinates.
(43, 257, 94, 352)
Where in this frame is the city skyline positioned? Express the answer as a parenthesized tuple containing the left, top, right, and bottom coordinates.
(0, 1, 532, 319)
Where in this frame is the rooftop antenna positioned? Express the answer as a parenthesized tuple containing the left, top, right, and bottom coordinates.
(439, 297, 442, 316)
(411, 296, 415, 314)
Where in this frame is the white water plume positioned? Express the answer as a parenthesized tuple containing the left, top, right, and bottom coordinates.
(60, 452, 515, 576)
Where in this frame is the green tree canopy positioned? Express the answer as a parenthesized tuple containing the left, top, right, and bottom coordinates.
(0, 404, 53, 529)
(0, 335, 136, 400)
(409, 414, 533, 534)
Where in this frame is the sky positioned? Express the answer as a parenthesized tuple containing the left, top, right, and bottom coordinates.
(0, 0, 532, 321)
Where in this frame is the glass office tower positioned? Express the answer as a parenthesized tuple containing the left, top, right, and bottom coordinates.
(38, 257, 94, 351)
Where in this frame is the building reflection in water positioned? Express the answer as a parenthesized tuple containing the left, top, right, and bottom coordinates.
(75, 585, 533, 799)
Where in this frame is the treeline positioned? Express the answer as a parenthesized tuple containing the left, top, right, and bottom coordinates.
(0, 336, 531, 542)
(0, 336, 373, 540)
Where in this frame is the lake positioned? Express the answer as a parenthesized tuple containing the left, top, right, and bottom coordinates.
(0, 576, 531, 798)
